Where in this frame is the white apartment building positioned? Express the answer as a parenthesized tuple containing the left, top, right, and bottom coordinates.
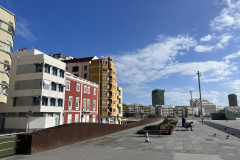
(191, 99, 216, 116)
(0, 49, 66, 131)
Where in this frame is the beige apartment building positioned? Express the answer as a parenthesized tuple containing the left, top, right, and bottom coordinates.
(0, 6, 15, 103)
(0, 49, 66, 131)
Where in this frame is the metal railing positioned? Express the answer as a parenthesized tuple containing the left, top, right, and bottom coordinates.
(0, 132, 24, 158)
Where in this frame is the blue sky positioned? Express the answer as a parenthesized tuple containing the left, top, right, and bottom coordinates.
(1, 0, 240, 106)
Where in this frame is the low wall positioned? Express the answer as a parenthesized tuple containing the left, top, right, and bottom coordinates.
(16, 118, 161, 154)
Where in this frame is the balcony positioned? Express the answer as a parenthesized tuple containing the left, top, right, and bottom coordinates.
(82, 108, 91, 113)
(117, 104, 122, 108)
(108, 72, 113, 77)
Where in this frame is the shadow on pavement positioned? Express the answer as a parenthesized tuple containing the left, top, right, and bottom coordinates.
(203, 121, 240, 138)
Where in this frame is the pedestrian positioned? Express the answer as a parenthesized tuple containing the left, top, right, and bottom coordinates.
(182, 116, 186, 127)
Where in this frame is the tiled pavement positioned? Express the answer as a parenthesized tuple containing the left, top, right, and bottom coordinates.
(3, 120, 240, 160)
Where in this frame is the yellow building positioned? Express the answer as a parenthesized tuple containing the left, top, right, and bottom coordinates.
(116, 86, 123, 124)
(0, 6, 15, 103)
(90, 57, 118, 124)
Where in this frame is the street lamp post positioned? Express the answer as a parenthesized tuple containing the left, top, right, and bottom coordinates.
(190, 90, 193, 120)
(197, 71, 203, 125)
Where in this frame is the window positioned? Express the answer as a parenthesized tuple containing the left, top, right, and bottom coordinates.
(113, 71, 116, 74)
(76, 83, 80, 92)
(76, 97, 79, 109)
(84, 66, 87, 71)
(103, 68, 107, 72)
(94, 88, 96, 95)
(36, 64, 43, 72)
(59, 85, 64, 92)
(8, 22, 14, 34)
(113, 109, 116, 112)
(113, 101, 116, 104)
(59, 70, 64, 78)
(33, 97, 40, 105)
(84, 74, 87, 79)
(103, 100, 107, 104)
(83, 99, 86, 111)
(67, 114, 72, 124)
(86, 115, 89, 122)
(113, 85, 116, 89)
(102, 92, 107, 95)
(93, 100, 96, 110)
(42, 97, 48, 106)
(51, 82, 57, 91)
(103, 108, 107, 112)
(87, 99, 90, 111)
(58, 99, 63, 107)
(74, 74, 79, 77)
(88, 87, 90, 94)
(72, 66, 79, 72)
(75, 114, 79, 123)
(50, 98, 56, 106)
(103, 84, 107, 87)
(4, 60, 10, 70)
(66, 81, 70, 91)
(113, 78, 116, 82)
(44, 64, 50, 73)
(68, 96, 73, 109)
(103, 76, 107, 80)
(93, 115, 96, 123)
(13, 97, 17, 106)
(52, 67, 58, 76)
(84, 86, 87, 93)
(5, 41, 11, 53)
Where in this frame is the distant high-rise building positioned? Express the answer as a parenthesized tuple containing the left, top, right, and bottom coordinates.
(0, 6, 15, 103)
(228, 94, 238, 106)
(152, 89, 165, 106)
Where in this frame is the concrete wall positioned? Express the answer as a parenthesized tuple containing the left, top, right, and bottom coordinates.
(4, 117, 56, 129)
(16, 118, 161, 154)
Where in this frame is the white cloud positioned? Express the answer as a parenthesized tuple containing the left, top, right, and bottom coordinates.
(194, 34, 232, 52)
(115, 35, 197, 85)
(200, 35, 213, 42)
(194, 45, 215, 52)
(224, 50, 240, 61)
(114, 35, 237, 102)
(210, 0, 240, 31)
(165, 89, 228, 106)
(224, 79, 240, 92)
(158, 61, 236, 82)
(15, 17, 37, 42)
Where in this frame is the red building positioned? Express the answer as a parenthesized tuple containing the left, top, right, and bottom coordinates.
(63, 72, 98, 124)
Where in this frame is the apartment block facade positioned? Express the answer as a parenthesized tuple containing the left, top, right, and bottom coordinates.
(117, 86, 123, 124)
(64, 72, 98, 124)
(90, 57, 118, 124)
(63, 56, 98, 79)
(0, 6, 15, 103)
(0, 49, 66, 131)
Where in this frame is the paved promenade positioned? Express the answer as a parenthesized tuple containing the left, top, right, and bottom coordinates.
(3, 120, 240, 160)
